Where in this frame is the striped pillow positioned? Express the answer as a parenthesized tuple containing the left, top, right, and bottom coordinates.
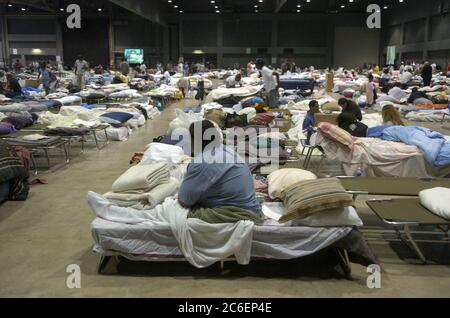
(279, 178, 353, 223)
(317, 122, 354, 149)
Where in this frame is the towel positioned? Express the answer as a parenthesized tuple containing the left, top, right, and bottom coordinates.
(419, 187, 450, 220)
(111, 162, 169, 192)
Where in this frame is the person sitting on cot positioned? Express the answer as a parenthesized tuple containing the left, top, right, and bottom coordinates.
(302, 100, 321, 145)
(337, 112, 368, 138)
(178, 120, 261, 214)
(338, 97, 362, 121)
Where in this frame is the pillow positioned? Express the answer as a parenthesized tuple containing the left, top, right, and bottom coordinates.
(268, 168, 317, 199)
(279, 178, 353, 223)
(99, 112, 134, 124)
(419, 187, 450, 220)
(317, 122, 354, 148)
(321, 101, 341, 112)
(291, 206, 363, 227)
(343, 89, 355, 98)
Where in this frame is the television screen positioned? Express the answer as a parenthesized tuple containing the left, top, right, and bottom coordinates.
(124, 48, 144, 64)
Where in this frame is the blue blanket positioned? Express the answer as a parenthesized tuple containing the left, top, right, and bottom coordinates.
(382, 126, 450, 166)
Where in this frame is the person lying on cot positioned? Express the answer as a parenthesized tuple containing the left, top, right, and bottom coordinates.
(225, 73, 243, 88)
(178, 120, 261, 214)
(302, 100, 321, 145)
(337, 112, 368, 138)
(338, 97, 363, 121)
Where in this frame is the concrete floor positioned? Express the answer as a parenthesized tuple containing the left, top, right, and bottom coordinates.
(1, 96, 450, 298)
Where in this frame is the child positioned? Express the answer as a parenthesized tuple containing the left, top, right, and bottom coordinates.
(302, 100, 321, 145)
(365, 73, 376, 106)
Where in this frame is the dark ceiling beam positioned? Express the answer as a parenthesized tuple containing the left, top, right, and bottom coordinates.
(274, 0, 287, 13)
(0, 0, 55, 12)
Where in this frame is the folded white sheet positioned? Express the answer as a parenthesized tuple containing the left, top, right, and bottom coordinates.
(419, 187, 450, 220)
(111, 162, 169, 192)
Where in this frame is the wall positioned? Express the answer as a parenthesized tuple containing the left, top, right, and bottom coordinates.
(170, 13, 373, 69)
(334, 27, 380, 68)
(62, 18, 110, 67)
(3, 16, 58, 65)
(112, 7, 164, 66)
(381, 0, 450, 67)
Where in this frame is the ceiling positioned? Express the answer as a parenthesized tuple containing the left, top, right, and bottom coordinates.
(0, 0, 409, 15)
(0, 0, 111, 13)
(162, 0, 409, 14)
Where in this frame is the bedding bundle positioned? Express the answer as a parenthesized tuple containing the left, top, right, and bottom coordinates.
(104, 163, 179, 209)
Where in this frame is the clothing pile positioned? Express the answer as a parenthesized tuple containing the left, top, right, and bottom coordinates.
(104, 162, 179, 209)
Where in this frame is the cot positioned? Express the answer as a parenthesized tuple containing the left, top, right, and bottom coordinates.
(366, 198, 450, 264)
(1, 134, 69, 170)
(91, 217, 377, 276)
(338, 176, 450, 197)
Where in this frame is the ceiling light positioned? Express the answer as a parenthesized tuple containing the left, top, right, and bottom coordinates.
(297, 4, 301, 7)
(210, 0, 215, 3)
(215, 10, 220, 13)
(174, 5, 178, 8)
(341, 5, 345, 8)
(307, 0, 310, 2)
(60, 8, 64, 11)
(349, 0, 354, 2)
(97, 8, 102, 11)
(179, 10, 183, 13)
(21, 7, 26, 11)
(297, 9, 301, 12)
(7, 3, 12, 7)
(384, 5, 388, 9)
(168, 0, 172, 2)
(259, 0, 263, 2)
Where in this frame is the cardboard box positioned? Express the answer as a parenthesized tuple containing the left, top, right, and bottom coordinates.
(325, 72, 334, 92)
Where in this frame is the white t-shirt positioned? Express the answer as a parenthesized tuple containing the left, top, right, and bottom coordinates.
(140, 64, 147, 72)
(400, 71, 412, 84)
(164, 71, 171, 80)
(261, 66, 277, 92)
(225, 76, 242, 88)
(74, 59, 88, 75)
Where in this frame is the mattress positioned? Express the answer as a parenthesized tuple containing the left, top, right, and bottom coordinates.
(279, 79, 314, 91)
(91, 217, 353, 260)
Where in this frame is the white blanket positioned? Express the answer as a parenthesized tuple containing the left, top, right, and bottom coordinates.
(419, 187, 450, 220)
(87, 192, 254, 268)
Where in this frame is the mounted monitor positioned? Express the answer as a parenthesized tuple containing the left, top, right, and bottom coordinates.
(124, 48, 144, 64)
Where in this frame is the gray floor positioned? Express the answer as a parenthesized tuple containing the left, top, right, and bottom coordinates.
(1, 96, 450, 298)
